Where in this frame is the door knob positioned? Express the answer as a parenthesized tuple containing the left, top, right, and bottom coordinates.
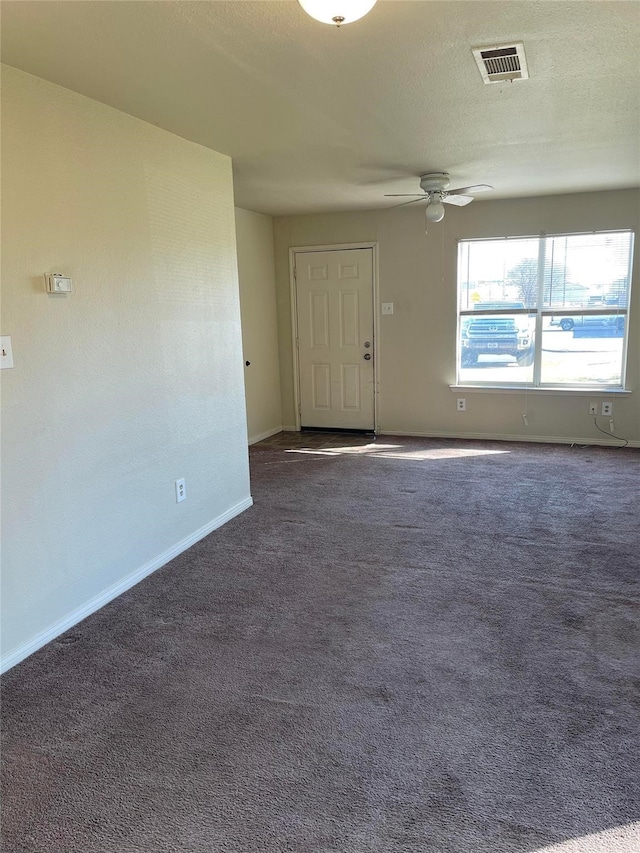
(364, 353, 371, 360)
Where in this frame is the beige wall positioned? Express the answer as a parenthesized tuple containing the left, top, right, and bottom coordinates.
(1, 67, 251, 669)
(235, 208, 282, 443)
(274, 190, 639, 445)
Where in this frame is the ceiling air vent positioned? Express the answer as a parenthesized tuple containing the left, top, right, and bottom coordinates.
(472, 43, 529, 84)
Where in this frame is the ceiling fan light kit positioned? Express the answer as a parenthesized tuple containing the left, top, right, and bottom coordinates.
(425, 196, 445, 223)
(297, 0, 377, 26)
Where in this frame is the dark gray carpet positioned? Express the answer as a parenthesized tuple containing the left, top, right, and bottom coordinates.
(2, 436, 640, 853)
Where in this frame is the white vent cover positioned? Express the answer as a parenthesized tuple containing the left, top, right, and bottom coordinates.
(472, 43, 529, 84)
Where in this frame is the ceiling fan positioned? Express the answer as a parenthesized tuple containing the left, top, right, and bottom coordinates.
(385, 173, 493, 222)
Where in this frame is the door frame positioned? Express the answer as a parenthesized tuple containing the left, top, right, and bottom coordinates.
(289, 242, 380, 434)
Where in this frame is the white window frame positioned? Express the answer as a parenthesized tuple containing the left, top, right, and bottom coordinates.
(456, 230, 634, 391)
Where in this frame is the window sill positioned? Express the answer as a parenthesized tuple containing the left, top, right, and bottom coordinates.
(450, 385, 632, 396)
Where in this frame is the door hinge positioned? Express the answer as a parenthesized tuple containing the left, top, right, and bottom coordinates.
(295, 337, 300, 348)
(297, 402, 302, 415)
(293, 267, 297, 280)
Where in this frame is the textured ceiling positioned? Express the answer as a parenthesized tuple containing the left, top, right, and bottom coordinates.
(2, 0, 639, 215)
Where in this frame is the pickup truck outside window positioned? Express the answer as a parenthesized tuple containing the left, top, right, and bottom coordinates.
(457, 231, 634, 388)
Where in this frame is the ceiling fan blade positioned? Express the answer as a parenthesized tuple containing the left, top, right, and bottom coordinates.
(384, 193, 427, 197)
(388, 197, 429, 209)
(443, 194, 474, 206)
(447, 184, 493, 195)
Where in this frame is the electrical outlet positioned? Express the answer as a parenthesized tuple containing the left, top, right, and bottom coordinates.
(589, 402, 597, 415)
(601, 401, 613, 416)
(175, 478, 186, 502)
(456, 398, 466, 412)
(0, 336, 14, 369)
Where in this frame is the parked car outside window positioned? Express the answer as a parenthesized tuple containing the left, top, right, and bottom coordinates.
(461, 302, 535, 367)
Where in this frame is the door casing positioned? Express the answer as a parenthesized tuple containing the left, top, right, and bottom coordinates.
(289, 242, 380, 433)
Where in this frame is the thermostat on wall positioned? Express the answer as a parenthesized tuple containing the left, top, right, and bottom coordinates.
(45, 273, 73, 293)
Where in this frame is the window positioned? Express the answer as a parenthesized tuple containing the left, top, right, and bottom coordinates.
(457, 231, 634, 388)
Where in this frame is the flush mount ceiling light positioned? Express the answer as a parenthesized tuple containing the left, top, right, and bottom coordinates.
(297, 0, 377, 27)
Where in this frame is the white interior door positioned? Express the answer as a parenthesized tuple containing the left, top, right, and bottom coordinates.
(295, 248, 374, 430)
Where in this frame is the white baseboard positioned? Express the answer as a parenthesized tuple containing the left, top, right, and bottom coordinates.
(248, 425, 283, 445)
(281, 424, 299, 432)
(0, 495, 253, 675)
(380, 429, 639, 448)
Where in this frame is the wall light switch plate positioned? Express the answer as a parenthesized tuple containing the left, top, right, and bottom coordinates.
(1, 336, 14, 369)
(45, 273, 72, 294)
(381, 303, 394, 315)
